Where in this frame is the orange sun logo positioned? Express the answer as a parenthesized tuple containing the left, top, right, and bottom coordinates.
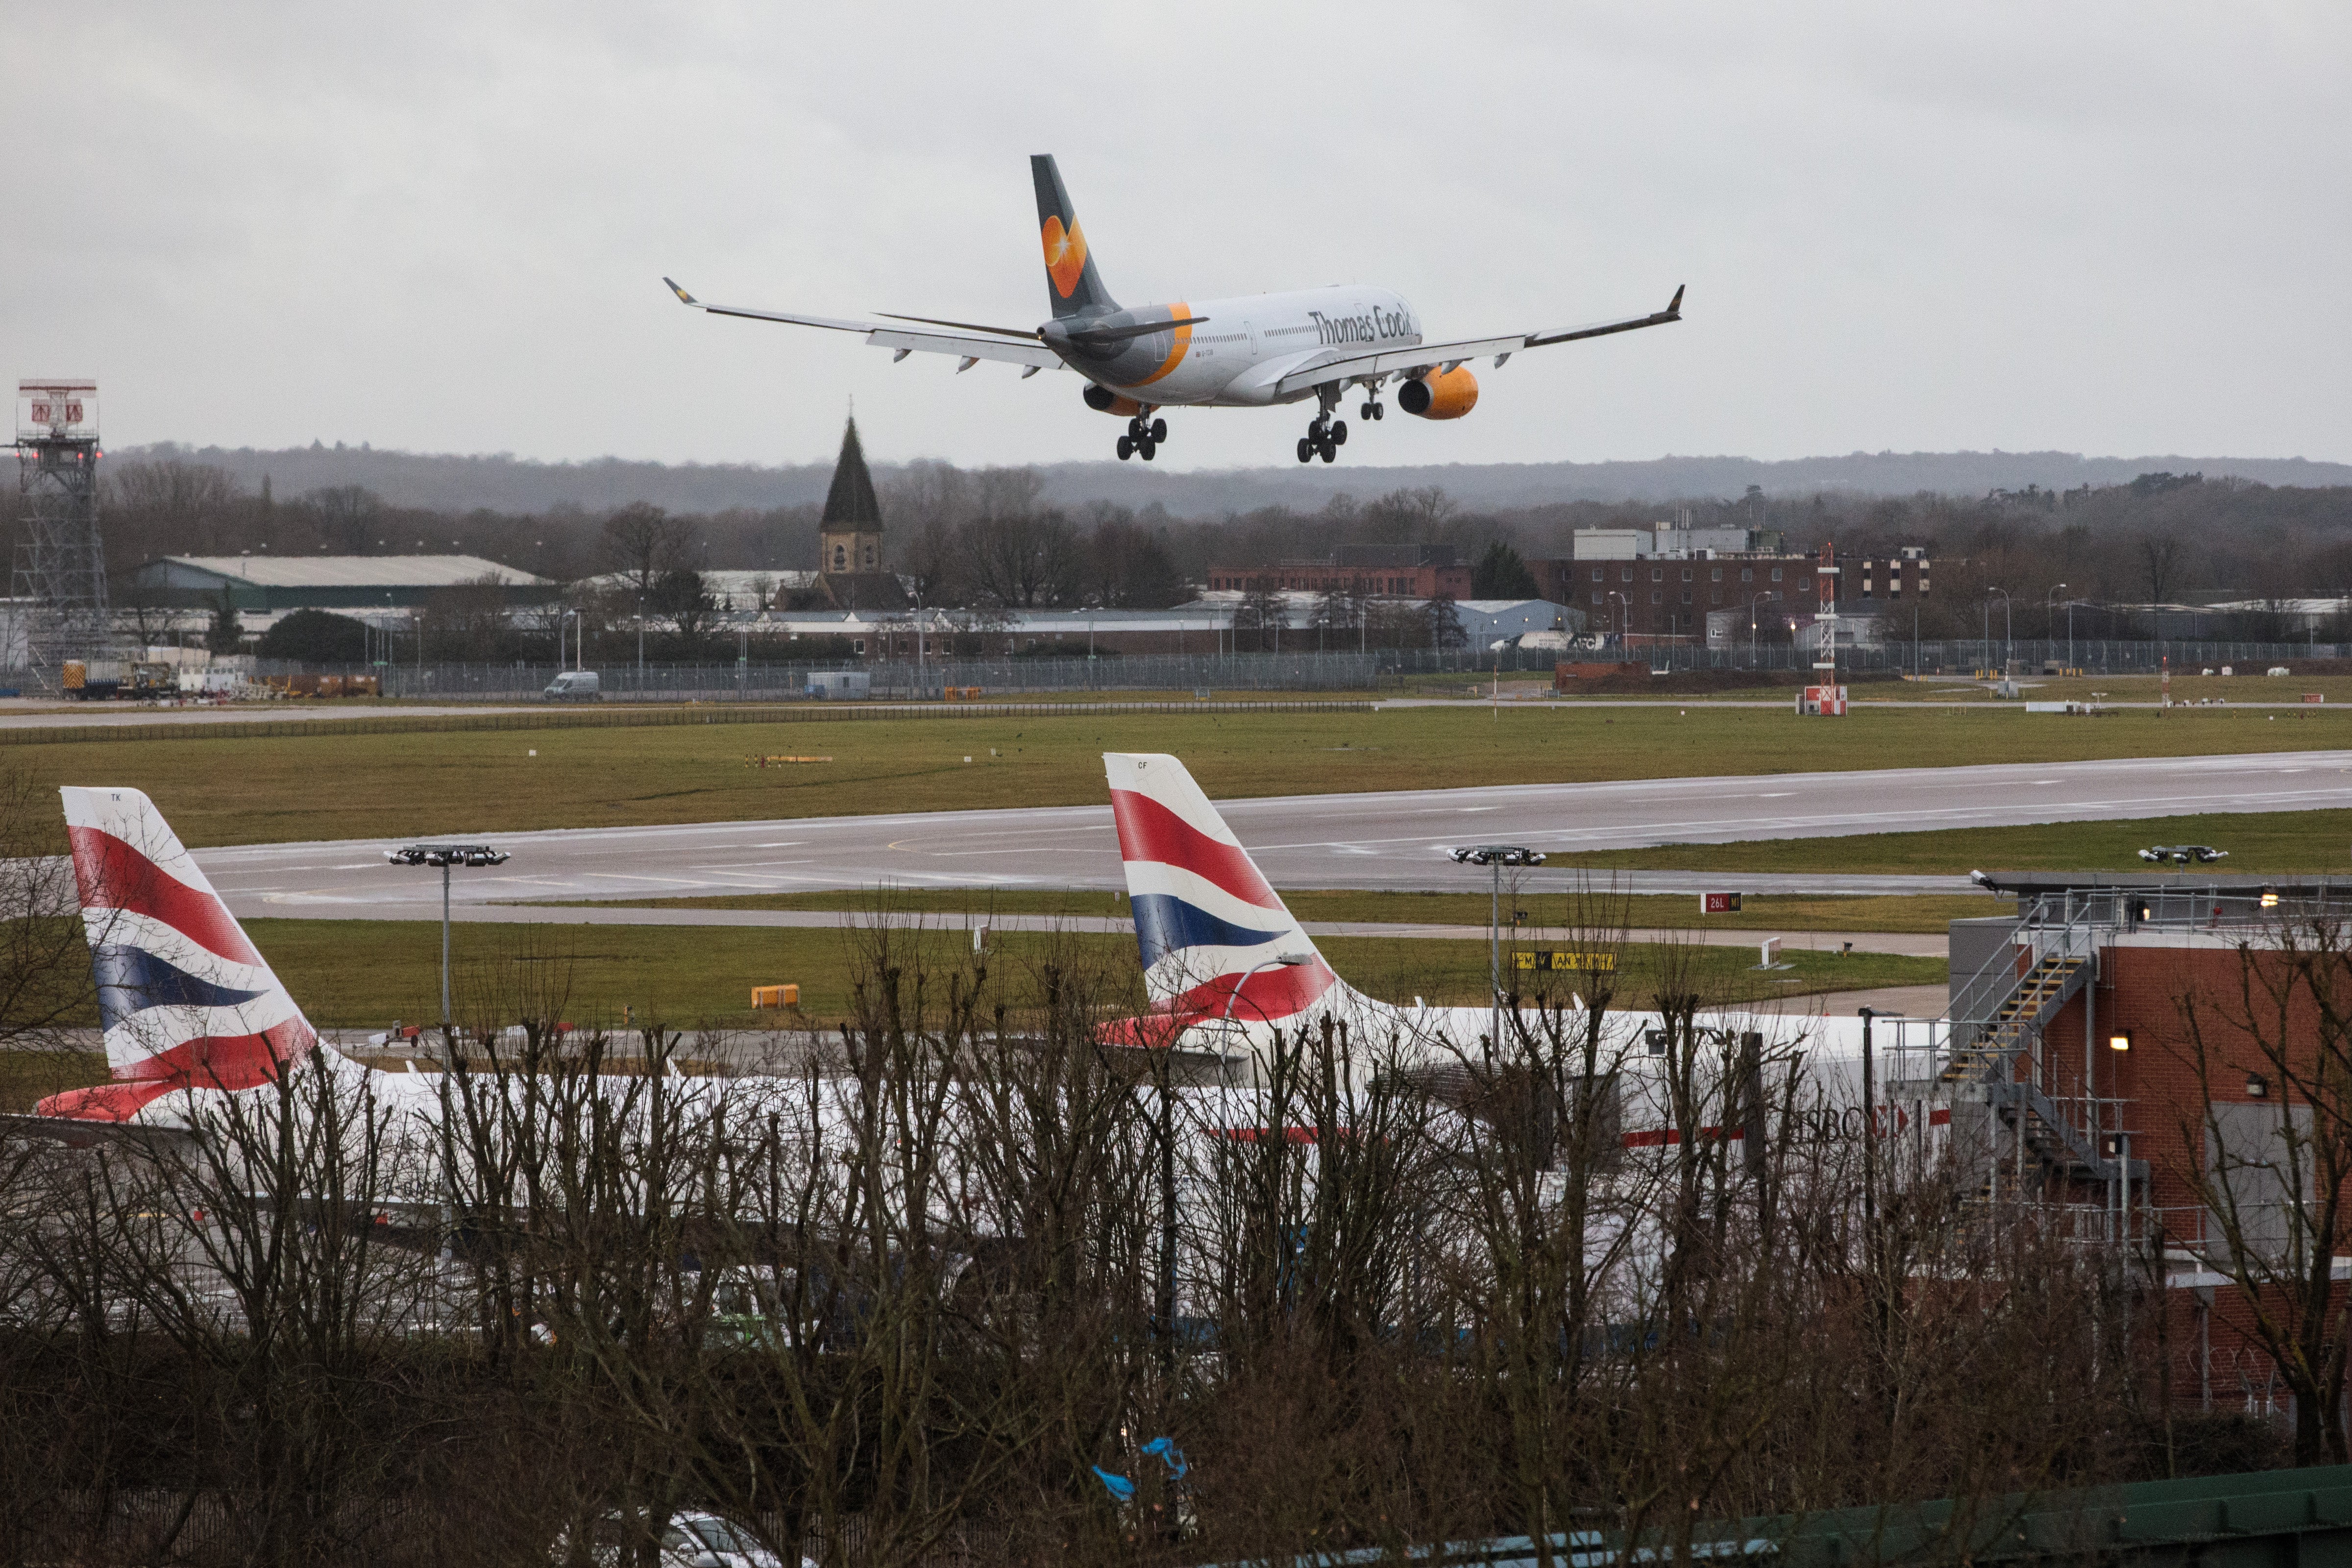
(1042, 216, 1088, 298)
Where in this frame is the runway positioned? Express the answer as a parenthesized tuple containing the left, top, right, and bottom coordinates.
(194, 748, 2352, 919)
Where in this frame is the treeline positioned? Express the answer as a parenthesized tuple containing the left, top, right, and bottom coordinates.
(0, 905, 2234, 1568)
(10, 455, 2352, 644)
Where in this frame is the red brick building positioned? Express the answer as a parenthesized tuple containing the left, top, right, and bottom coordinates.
(1957, 871, 2352, 1425)
(1204, 543, 1471, 599)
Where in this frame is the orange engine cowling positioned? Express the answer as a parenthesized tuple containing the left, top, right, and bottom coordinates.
(1082, 384, 1144, 418)
(1397, 365, 1479, 420)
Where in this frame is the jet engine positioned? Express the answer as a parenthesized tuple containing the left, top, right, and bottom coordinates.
(1082, 384, 1144, 417)
(1397, 366, 1479, 420)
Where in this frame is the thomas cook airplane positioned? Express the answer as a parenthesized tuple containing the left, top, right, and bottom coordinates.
(665, 155, 1682, 467)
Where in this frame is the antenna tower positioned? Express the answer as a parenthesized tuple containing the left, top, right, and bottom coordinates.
(11, 380, 110, 678)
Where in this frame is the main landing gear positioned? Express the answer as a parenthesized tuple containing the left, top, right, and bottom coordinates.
(1116, 413, 1170, 462)
(1295, 414, 1348, 465)
(1358, 398, 1385, 422)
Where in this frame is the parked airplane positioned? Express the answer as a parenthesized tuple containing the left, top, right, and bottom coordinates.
(665, 154, 1683, 466)
(22, 781, 1926, 1167)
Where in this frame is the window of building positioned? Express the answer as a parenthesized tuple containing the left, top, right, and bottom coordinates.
(1741, 566, 1754, 583)
(1591, 592, 1603, 605)
(1621, 567, 1634, 583)
(1710, 590, 1721, 605)
(1591, 567, 1604, 582)
(1651, 567, 1664, 582)
(1681, 567, 1693, 582)
(1650, 590, 1662, 605)
(852, 639, 865, 655)
(1711, 566, 1723, 581)
(1769, 567, 1783, 582)
(1682, 590, 1692, 604)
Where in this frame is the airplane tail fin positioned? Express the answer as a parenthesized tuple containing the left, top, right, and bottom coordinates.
(1101, 754, 1339, 1046)
(40, 787, 318, 1121)
(1031, 154, 1118, 320)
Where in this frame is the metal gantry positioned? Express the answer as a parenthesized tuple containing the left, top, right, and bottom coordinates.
(10, 380, 110, 678)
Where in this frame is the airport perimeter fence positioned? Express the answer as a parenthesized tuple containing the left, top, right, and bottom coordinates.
(3, 636, 2345, 706)
(341, 637, 2352, 696)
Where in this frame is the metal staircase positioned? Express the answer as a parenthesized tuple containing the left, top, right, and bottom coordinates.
(1940, 954, 2091, 1084)
(1940, 894, 2143, 1191)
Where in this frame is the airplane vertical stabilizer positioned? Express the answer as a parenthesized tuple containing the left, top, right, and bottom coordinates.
(1031, 154, 1119, 320)
(1102, 753, 1340, 1045)
(44, 787, 319, 1121)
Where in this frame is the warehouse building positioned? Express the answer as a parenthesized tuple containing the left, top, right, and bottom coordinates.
(123, 555, 558, 616)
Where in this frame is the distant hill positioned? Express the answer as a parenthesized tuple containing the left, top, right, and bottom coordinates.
(114, 441, 2352, 517)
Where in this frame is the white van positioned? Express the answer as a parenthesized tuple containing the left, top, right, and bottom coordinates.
(542, 670, 601, 701)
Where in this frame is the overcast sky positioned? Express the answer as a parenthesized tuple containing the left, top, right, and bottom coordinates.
(3, 3, 2344, 475)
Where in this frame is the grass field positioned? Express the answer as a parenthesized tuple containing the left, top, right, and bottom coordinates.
(1549, 808, 2352, 877)
(4, 701, 2349, 850)
(0, 916, 1943, 1040)
(526, 888, 1998, 934)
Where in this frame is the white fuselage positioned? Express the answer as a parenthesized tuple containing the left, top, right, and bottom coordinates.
(1059, 286, 1421, 407)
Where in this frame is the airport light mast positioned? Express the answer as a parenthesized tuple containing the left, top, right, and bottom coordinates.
(1449, 844, 1547, 1056)
(385, 842, 512, 1034)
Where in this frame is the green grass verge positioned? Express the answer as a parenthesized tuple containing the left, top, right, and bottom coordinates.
(6, 704, 2350, 851)
(0, 919, 1929, 1034)
(1550, 808, 2352, 877)
(514, 888, 1996, 935)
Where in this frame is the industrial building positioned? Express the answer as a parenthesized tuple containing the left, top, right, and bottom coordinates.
(122, 554, 558, 618)
(1948, 870, 2352, 1418)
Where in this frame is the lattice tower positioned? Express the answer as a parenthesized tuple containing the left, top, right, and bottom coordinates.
(10, 381, 110, 675)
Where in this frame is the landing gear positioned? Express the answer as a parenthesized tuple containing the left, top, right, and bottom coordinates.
(1360, 400, 1384, 421)
(1118, 410, 1168, 461)
(1300, 408, 1346, 464)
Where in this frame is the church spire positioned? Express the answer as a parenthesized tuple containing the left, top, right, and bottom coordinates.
(821, 415, 882, 531)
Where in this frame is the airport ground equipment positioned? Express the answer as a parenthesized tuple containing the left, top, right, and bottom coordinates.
(10, 381, 110, 684)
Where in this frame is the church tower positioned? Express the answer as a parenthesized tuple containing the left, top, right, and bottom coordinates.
(818, 416, 883, 577)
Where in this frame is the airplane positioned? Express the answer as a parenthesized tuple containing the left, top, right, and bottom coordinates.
(664, 154, 1683, 467)
(19, 778, 1923, 1169)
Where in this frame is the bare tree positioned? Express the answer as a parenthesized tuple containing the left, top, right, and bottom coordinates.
(2170, 910, 2352, 1465)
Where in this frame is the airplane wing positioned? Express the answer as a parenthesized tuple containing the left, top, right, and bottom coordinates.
(1274, 285, 1682, 397)
(664, 279, 1064, 373)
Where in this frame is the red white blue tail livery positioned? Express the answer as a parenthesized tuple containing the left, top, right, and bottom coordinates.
(41, 787, 318, 1124)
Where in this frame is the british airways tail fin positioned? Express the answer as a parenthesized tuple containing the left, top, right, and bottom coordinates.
(41, 787, 318, 1122)
(1102, 753, 1340, 1046)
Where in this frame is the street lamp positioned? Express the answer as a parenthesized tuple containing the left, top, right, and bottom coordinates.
(561, 608, 581, 672)
(1858, 1006, 1903, 1269)
(1984, 587, 2011, 677)
(1449, 844, 1548, 1056)
(2046, 584, 2068, 671)
(384, 842, 512, 1036)
(1607, 590, 1631, 648)
(1750, 590, 1775, 663)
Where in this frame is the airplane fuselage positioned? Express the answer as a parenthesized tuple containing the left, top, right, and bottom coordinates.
(1041, 286, 1421, 407)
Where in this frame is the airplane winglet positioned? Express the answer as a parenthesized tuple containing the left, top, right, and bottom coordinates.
(1666, 284, 1685, 317)
(663, 277, 699, 306)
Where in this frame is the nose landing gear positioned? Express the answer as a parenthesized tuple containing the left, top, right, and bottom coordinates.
(1115, 410, 1168, 461)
